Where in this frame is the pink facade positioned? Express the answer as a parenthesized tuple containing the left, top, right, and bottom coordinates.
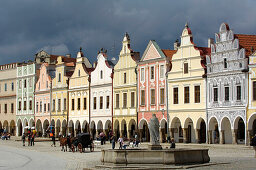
(138, 40, 176, 142)
(35, 63, 55, 136)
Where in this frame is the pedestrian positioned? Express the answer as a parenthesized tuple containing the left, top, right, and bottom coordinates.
(170, 138, 175, 148)
(251, 134, 256, 158)
(51, 132, 56, 147)
(22, 133, 26, 146)
(31, 133, 35, 146)
(111, 135, 116, 149)
(118, 136, 124, 149)
(27, 133, 31, 146)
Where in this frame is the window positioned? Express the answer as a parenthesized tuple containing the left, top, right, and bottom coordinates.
(58, 99, 61, 111)
(24, 101, 26, 110)
(194, 86, 200, 103)
(29, 78, 32, 87)
(93, 97, 97, 109)
(224, 58, 227, 69)
(160, 65, 164, 78)
(36, 102, 39, 112)
(4, 104, 7, 113)
(44, 103, 46, 112)
(141, 90, 145, 105)
(77, 98, 81, 110)
(18, 101, 21, 111)
(48, 103, 50, 112)
(58, 73, 61, 82)
(160, 88, 164, 104)
(100, 96, 103, 109)
(116, 94, 119, 108)
(46, 81, 48, 88)
(24, 80, 27, 88)
(5, 83, 7, 91)
(64, 98, 66, 111)
(131, 92, 135, 107)
(225, 87, 229, 101)
(11, 82, 14, 91)
(184, 87, 190, 103)
(71, 99, 74, 110)
(29, 100, 32, 110)
(253, 82, 256, 100)
(78, 70, 80, 77)
(214, 88, 218, 102)
(83, 98, 87, 110)
(19, 80, 21, 89)
(141, 68, 145, 81)
(40, 101, 42, 112)
(124, 73, 126, 84)
(173, 87, 178, 104)
(123, 93, 127, 108)
(237, 85, 241, 101)
(150, 66, 154, 79)
(184, 63, 188, 74)
(100, 70, 103, 79)
(151, 89, 155, 105)
(52, 99, 55, 111)
(11, 103, 14, 113)
(106, 96, 110, 109)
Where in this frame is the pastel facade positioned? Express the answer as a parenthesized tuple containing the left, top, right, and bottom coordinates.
(68, 49, 92, 136)
(34, 63, 55, 136)
(90, 50, 113, 139)
(113, 33, 140, 139)
(206, 23, 255, 145)
(168, 24, 209, 143)
(52, 56, 76, 136)
(0, 63, 18, 135)
(138, 40, 175, 142)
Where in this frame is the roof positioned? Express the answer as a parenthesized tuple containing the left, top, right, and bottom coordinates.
(161, 49, 177, 60)
(235, 34, 256, 57)
(197, 47, 211, 56)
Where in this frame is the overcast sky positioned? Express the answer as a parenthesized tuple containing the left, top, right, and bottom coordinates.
(0, 0, 255, 65)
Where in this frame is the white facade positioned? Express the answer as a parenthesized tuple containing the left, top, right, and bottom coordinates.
(206, 23, 248, 144)
(90, 51, 113, 134)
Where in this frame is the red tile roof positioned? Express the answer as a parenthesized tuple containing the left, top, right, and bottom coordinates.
(197, 47, 211, 56)
(161, 49, 177, 60)
(235, 34, 256, 57)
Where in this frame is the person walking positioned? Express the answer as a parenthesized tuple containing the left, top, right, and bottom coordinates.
(251, 134, 256, 158)
(51, 132, 56, 147)
(27, 133, 31, 146)
(170, 138, 175, 148)
(31, 133, 35, 146)
(111, 135, 116, 149)
(22, 133, 26, 146)
(118, 136, 124, 149)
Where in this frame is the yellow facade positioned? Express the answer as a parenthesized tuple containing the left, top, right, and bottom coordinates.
(168, 25, 208, 143)
(113, 33, 139, 139)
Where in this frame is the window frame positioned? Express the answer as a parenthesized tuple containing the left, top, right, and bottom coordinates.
(150, 89, 155, 105)
(194, 85, 200, 103)
(173, 87, 178, 104)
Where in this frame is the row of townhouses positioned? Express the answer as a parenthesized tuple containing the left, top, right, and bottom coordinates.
(0, 23, 256, 145)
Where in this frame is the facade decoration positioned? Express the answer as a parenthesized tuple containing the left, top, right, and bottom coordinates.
(68, 48, 92, 137)
(90, 49, 114, 139)
(113, 33, 140, 139)
(138, 40, 176, 142)
(206, 23, 256, 145)
(168, 23, 210, 144)
(0, 63, 19, 135)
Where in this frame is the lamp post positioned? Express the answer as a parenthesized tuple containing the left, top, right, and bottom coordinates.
(165, 72, 170, 143)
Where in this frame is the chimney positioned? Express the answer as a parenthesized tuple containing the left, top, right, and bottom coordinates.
(174, 39, 180, 50)
(66, 54, 71, 58)
(208, 38, 214, 48)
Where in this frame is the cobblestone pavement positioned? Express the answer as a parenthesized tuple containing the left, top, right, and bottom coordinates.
(0, 137, 255, 170)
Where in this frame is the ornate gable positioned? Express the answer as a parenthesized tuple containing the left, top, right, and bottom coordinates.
(140, 40, 165, 62)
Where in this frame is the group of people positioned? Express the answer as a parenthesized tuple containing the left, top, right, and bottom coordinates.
(22, 130, 35, 146)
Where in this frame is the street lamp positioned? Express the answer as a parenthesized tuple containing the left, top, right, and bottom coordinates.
(165, 72, 170, 143)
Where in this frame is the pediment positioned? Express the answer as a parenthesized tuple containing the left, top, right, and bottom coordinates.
(141, 40, 165, 61)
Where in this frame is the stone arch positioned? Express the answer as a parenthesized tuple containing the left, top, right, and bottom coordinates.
(51, 119, 55, 127)
(248, 113, 256, 140)
(160, 118, 167, 143)
(104, 120, 112, 130)
(196, 118, 206, 143)
(3, 120, 8, 133)
(43, 119, 49, 136)
(36, 119, 43, 137)
(90, 121, 96, 139)
(220, 117, 232, 144)
(56, 119, 61, 136)
(170, 117, 182, 143)
(23, 118, 28, 127)
(9, 120, 16, 135)
(233, 116, 245, 144)
(97, 120, 103, 131)
(128, 119, 136, 139)
(82, 120, 89, 133)
(184, 117, 195, 143)
(68, 120, 74, 137)
(138, 119, 150, 142)
(29, 118, 35, 128)
(17, 119, 23, 136)
(121, 119, 127, 138)
(113, 119, 120, 139)
(62, 119, 67, 136)
(0, 121, 2, 130)
(75, 120, 81, 135)
(208, 116, 219, 144)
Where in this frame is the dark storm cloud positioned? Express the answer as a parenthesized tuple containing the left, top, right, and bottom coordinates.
(0, 0, 255, 65)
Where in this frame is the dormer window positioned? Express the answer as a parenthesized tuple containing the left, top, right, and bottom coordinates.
(100, 70, 103, 79)
(224, 58, 227, 69)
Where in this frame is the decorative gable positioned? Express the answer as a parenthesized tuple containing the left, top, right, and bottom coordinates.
(141, 40, 165, 61)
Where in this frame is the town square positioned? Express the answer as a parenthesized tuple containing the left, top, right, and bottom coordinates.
(0, 0, 256, 169)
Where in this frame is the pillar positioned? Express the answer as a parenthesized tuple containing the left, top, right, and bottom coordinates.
(159, 128, 163, 143)
(183, 128, 187, 143)
(220, 130, 224, 144)
(208, 130, 212, 144)
(232, 129, 237, 144)
(139, 129, 143, 142)
(195, 129, 200, 143)
(247, 130, 253, 145)
(170, 128, 175, 139)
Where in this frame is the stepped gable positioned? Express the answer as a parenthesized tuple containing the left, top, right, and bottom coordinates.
(235, 34, 256, 57)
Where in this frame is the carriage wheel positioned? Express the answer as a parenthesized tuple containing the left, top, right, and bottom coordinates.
(78, 143, 83, 153)
(90, 143, 94, 152)
(71, 144, 75, 152)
